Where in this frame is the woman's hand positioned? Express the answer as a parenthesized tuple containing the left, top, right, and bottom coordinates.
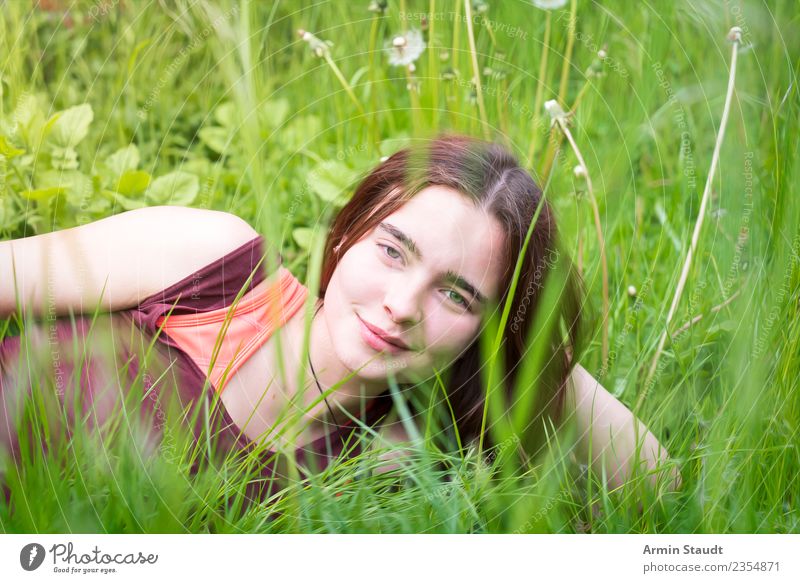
(371, 415, 414, 475)
(565, 364, 682, 491)
(369, 365, 683, 492)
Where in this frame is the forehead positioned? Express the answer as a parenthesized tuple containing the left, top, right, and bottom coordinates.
(376, 185, 506, 300)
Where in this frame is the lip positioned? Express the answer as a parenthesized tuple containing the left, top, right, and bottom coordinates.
(358, 316, 411, 354)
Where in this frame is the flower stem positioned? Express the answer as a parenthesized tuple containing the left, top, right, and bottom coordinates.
(639, 28, 742, 409)
(526, 10, 551, 167)
(539, 0, 578, 177)
(368, 12, 382, 154)
(558, 0, 577, 104)
(405, 65, 423, 131)
(428, 0, 439, 128)
(323, 53, 366, 116)
(464, 0, 491, 140)
(450, 0, 462, 125)
(553, 115, 610, 365)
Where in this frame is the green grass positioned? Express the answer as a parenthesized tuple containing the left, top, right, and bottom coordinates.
(1, 0, 798, 533)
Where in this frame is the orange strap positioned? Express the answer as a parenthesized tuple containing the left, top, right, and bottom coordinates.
(155, 266, 308, 394)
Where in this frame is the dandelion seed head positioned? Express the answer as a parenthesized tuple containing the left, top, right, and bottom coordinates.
(544, 99, 567, 124)
(532, 0, 568, 9)
(298, 28, 332, 58)
(386, 28, 426, 67)
(728, 26, 743, 43)
(627, 285, 637, 298)
(473, 0, 490, 14)
(573, 164, 587, 179)
(367, 0, 388, 14)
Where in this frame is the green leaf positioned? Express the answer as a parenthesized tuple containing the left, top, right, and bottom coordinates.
(258, 98, 290, 129)
(37, 170, 93, 208)
(199, 127, 232, 155)
(21, 186, 66, 200)
(127, 39, 152, 76)
(114, 170, 151, 196)
(85, 197, 112, 214)
(379, 134, 410, 158)
(49, 145, 80, 170)
(41, 110, 63, 142)
(106, 144, 140, 176)
(0, 135, 24, 158)
(105, 189, 148, 210)
(292, 227, 314, 250)
(180, 156, 214, 177)
(280, 115, 321, 151)
(48, 103, 94, 149)
(706, 320, 738, 337)
(308, 160, 357, 204)
(37, 170, 92, 203)
(146, 171, 199, 205)
(214, 102, 238, 129)
(12, 94, 46, 149)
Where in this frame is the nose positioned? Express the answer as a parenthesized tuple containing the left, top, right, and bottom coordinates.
(383, 279, 423, 326)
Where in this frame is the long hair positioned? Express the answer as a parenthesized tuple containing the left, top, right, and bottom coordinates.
(318, 133, 583, 457)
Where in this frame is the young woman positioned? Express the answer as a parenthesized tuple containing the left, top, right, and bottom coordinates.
(0, 134, 678, 507)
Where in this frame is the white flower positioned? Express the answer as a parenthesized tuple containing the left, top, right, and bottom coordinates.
(532, 0, 568, 9)
(298, 28, 333, 58)
(544, 99, 567, 125)
(386, 28, 426, 67)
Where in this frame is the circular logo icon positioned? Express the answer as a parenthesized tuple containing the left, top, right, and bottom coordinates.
(20, 543, 46, 571)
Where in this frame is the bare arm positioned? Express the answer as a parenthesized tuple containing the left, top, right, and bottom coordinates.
(370, 366, 681, 491)
(1, 205, 259, 318)
(371, 411, 414, 475)
(565, 363, 681, 491)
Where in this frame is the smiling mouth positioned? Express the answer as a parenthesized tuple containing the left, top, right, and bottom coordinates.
(358, 316, 411, 354)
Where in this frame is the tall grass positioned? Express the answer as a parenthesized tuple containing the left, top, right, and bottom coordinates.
(1, 0, 798, 533)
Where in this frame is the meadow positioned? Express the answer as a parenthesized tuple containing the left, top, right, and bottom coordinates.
(0, 0, 798, 533)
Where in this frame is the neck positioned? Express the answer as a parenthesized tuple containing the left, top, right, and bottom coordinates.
(304, 298, 387, 416)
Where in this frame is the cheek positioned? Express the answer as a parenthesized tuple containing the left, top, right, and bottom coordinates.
(423, 310, 481, 354)
(336, 247, 380, 298)
(327, 256, 363, 307)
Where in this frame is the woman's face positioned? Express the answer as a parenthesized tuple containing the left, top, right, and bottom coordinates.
(323, 185, 507, 383)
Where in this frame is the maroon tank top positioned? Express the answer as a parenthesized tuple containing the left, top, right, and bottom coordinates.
(0, 235, 394, 508)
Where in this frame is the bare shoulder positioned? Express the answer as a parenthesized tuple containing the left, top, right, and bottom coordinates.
(0, 205, 264, 317)
(132, 205, 264, 289)
(146, 205, 260, 247)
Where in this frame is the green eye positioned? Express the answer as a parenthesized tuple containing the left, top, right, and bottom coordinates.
(446, 289, 468, 308)
(379, 243, 402, 260)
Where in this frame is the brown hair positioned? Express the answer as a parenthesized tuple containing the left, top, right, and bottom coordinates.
(319, 133, 583, 458)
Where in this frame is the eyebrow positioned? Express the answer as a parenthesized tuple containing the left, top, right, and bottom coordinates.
(377, 222, 488, 305)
